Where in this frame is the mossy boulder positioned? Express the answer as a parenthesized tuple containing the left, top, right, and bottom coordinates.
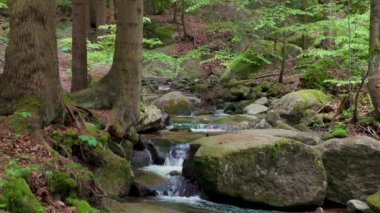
(47, 171, 77, 196)
(1, 177, 44, 213)
(298, 58, 336, 89)
(300, 68, 332, 90)
(367, 193, 380, 212)
(226, 85, 250, 101)
(267, 90, 331, 127)
(154, 91, 194, 115)
(177, 58, 204, 80)
(317, 136, 380, 204)
(93, 148, 133, 198)
(239, 129, 321, 146)
(185, 133, 327, 208)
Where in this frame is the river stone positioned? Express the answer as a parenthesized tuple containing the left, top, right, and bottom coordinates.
(189, 133, 327, 208)
(243, 103, 268, 115)
(254, 97, 269, 106)
(317, 136, 380, 204)
(137, 104, 164, 132)
(267, 90, 330, 125)
(240, 129, 321, 146)
(346, 199, 371, 213)
(154, 91, 194, 115)
(366, 193, 380, 212)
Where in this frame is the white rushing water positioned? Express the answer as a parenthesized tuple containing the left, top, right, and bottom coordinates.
(138, 143, 272, 213)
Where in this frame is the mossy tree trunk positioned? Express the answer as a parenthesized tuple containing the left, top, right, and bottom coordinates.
(368, 0, 380, 118)
(0, 0, 62, 126)
(72, 0, 88, 92)
(72, 0, 143, 138)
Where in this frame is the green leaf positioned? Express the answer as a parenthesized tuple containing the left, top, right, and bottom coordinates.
(79, 135, 98, 147)
(15, 111, 32, 118)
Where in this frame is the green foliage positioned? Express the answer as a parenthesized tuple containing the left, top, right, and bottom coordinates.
(6, 160, 39, 179)
(14, 111, 32, 118)
(229, 47, 270, 79)
(79, 135, 98, 147)
(0, 0, 7, 9)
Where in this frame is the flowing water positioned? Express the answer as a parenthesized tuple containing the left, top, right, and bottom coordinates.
(132, 141, 276, 213)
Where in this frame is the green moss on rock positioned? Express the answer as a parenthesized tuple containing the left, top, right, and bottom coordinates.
(47, 171, 77, 196)
(2, 177, 44, 213)
(93, 148, 133, 198)
(66, 197, 101, 213)
(367, 193, 380, 212)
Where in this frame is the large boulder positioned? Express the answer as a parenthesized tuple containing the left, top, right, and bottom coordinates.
(367, 193, 380, 212)
(94, 148, 133, 198)
(317, 136, 380, 204)
(154, 91, 194, 115)
(267, 89, 330, 127)
(243, 103, 268, 115)
(240, 129, 321, 146)
(185, 133, 327, 208)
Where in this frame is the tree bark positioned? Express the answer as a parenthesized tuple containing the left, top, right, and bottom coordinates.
(96, 0, 107, 36)
(72, 0, 143, 138)
(0, 0, 62, 125)
(71, 0, 88, 92)
(368, 0, 380, 117)
(181, 0, 189, 41)
(107, 0, 115, 24)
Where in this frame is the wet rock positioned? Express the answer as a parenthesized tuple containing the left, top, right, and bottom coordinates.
(243, 103, 268, 115)
(317, 136, 380, 203)
(131, 150, 152, 169)
(186, 133, 327, 208)
(346, 199, 371, 213)
(146, 142, 165, 165)
(169, 171, 181, 176)
(154, 91, 194, 115)
(129, 182, 158, 197)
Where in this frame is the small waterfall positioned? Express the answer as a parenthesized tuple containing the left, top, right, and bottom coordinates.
(140, 143, 198, 197)
(164, 144, 190, 166)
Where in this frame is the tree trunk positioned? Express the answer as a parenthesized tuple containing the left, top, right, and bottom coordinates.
(172, 2, 177, 23)
(72, 0, 143, 138)
(107, 0, 115, 24)
(0, 0, 62, 125)
(181, 0, 189, 41)
(301, 0, 309, 50)
(71, 0, 88, 92)
(96, 0, 107, 36)
(368, 0, 380, 117)
(279, 35, 287, 83)
(322, 0, 336, 49)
